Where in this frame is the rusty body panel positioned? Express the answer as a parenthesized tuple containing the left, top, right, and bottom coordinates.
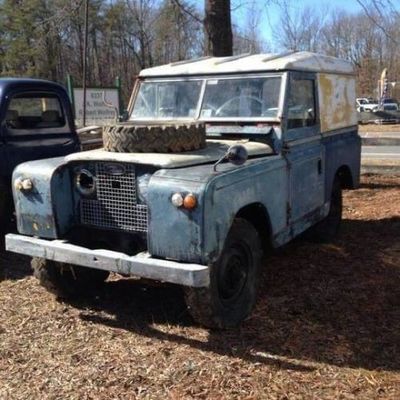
(318, 73, 358, 133)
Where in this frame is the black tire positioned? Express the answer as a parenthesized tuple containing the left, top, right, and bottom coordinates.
(0, 182, 8, 222)
(103, 123, 206, 153)
(184, 218, 263, 329)
(0, 179, 13, 233)
(32, 258, 109, 299)
(307, 176, 343, 242)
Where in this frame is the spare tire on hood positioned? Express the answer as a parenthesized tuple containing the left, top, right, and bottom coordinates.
(103, 122, 206, 153)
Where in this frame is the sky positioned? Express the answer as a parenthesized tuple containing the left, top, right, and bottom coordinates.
(230, 0, 366, 49)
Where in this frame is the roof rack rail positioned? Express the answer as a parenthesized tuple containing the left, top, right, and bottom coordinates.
(214, 53, 251, 65)
(262, 51, 296, 63)
(170, 56, 212, 67)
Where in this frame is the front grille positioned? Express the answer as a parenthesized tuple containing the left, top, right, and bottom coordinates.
(80, 163, 148, 232)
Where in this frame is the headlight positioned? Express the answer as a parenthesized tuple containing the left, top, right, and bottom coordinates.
(14, 177, 33, 192)
(75, 169, 96, 196)
(171, 193, 184, 207)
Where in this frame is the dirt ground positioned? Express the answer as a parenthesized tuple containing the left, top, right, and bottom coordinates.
(0, 174, 399, 400)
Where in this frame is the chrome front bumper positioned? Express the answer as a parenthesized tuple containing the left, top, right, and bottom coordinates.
(5, 234, 209, 287)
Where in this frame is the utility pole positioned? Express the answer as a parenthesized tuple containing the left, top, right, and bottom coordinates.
(82, 0, 89, 127)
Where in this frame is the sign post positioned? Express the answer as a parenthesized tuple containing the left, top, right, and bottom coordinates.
(82, 0, 89, 127)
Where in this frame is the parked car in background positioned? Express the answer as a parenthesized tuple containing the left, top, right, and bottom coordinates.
(6, 52, 361, 328)
(356, 97, 379, 112)
(356, 97, 399, 112)
(0, 79, 80, 228)
(381, 98, 399, 111)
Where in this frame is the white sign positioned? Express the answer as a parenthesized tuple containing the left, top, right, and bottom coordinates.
(74, 88, 119, 126)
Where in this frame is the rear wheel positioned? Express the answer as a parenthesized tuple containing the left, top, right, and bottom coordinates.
(184, 219, 263, 329)
(307, 175, 343, 242)
(32, 258, 109, 299)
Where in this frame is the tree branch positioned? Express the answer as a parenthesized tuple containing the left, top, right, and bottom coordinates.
(355, 0, 398, 45)
(170, 0, 203, 24)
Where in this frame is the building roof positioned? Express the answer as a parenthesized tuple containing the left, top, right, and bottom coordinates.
(140, 51, 355, 78)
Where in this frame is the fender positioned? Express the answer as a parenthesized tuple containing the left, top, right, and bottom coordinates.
(12, 157, 74, 238)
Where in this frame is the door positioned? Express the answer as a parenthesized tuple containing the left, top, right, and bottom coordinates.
(283, 73, 324, 224)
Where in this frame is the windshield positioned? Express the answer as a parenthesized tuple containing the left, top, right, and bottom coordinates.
(6, 92, 65, 131)
(131, 80, 202, 119)
(201, 77, 280, 118)
(130, 75, 282, 120)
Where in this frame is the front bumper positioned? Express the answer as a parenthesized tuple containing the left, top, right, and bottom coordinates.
(5, 234, 209, 287)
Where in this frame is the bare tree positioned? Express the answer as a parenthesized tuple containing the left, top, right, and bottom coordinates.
(355, 0, 399, 44)
(233, 0, 266, 54)
(274, 0, 325, 52)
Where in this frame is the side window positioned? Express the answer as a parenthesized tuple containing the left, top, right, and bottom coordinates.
(287, 79, 316, 129)
(6, 93, 65, 130)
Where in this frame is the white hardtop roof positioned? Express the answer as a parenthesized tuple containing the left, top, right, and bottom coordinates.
(139, 51, 354, 77)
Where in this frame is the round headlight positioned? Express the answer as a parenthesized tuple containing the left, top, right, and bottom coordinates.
(14, 177, 33, 192)
(75, 169, 96, 196)
(171, 193, 184, 207)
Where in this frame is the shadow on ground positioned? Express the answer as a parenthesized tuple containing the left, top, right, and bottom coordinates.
(0, 227, 32, 281)
(58, 216, 400, 372)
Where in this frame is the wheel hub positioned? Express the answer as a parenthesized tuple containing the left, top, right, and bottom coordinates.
(218, 246, 250, 302)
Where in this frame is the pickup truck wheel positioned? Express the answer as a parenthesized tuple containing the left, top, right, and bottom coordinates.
(184, 219, 263, 329)
(307, 176, 343, 242)
(0, 180, 12, 230)
(0, 187, 7, 225)
(103, 123, 206, 153)
(32, 258, 109, 299)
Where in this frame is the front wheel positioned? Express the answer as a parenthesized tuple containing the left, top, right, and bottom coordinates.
(0, 180, 13, 233)
(184, 219, 263, 329)
(32, 258, 110, 299)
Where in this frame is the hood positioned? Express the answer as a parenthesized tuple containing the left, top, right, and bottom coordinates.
(65, 139, 274, 168)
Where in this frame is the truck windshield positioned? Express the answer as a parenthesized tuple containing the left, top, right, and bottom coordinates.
(131, 80, 203, 119)
(130, 75, 282, 121)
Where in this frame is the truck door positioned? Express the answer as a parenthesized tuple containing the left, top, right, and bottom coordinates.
(2, 90, 79, 176)
(283, 73, 324, 225)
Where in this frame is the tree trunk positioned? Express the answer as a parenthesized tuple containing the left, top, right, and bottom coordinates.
(204, 0, 233, 57)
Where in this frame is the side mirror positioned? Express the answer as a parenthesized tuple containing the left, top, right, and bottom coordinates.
(213, 144, 248, 172)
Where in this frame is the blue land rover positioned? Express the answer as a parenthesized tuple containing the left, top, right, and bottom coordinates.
(6, 52, 360, 328)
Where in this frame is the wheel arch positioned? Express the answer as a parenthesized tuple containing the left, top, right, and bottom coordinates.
(336, 164, 354, 189)
(236, 202, 273, 250)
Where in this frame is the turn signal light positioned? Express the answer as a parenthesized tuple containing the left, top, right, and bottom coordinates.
(183, 193, 197, 210)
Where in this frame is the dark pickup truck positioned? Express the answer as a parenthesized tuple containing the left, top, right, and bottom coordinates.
(0, 78, 80, 226)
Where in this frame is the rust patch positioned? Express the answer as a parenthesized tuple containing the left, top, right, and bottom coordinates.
(318, 73, 357, 133)
(319, 74, 333, 132)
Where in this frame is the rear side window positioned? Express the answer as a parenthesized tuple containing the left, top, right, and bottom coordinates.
(6, 93, 65, 130)
(287, 79, 316, 129)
